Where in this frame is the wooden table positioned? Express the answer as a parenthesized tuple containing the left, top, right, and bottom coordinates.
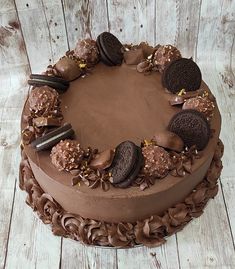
(0, 1, 235, 268)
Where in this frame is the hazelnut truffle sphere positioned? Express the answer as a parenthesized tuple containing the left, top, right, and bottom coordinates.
(74, 38, 100, 66)
(28, 86, 59, 116)
(153, 45, 181, 73)
(182, 96, 215, 120)
(50, 139, 84, 171)
(55, 57, 82, 81)
(142, 145, 172, 178)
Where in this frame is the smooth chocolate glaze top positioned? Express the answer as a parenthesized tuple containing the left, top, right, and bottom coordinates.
(61, 63, 181, 150)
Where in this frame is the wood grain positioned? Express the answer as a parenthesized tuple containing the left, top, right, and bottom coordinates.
(61, 239, 117, 269)
(15, 0, 68, 73)
(177, 189, 235, 269)
(0, 0, 29, 268)
(155, 0, 177, 45)
(5, 187, 62, 269)
(117, 236, 180, 269)
(175, 0, 202, 59)
(0, 0, 235, 268)
(107, 0, 155, 45)
(62, 0, 109, 50)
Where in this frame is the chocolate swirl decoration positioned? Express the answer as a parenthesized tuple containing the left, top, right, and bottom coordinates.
(19, 140, 223, 248)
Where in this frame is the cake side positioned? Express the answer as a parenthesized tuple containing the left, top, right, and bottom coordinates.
(19, 140, 224, 248)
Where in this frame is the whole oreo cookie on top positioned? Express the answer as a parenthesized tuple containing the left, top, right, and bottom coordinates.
(162, 58, 202, 93)
(97, 32, 123, 66)
(168, 109, 210, 151)
(109, 141, 138, 184)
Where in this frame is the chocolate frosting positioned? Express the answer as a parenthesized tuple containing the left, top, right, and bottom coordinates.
(20, 139, 223, 248)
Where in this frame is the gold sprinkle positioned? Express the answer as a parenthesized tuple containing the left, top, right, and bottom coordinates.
(79, 63, 86, 68)
(178, 89, 186, 96)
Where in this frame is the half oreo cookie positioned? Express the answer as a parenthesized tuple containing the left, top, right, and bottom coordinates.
(97, 32, 123, 66)
(162, 58, 202, 93)
(114, 147, 144, 188)
(109, 141, 143, 188)
(31, 123, 74, 151)
(168, 109, 210, 150)
(28, 74, 69, 93)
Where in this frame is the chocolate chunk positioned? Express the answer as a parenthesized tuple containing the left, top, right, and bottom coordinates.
(124, 48, 145, 65)
(169, 96, 185, 106)
(162, 58, 202, 93)
(152, 131, 184, 152)
(138, 42, 155, 58)
(55, 57, 82, 81)
(168, 109, 210, 150)
(89, 149, 115, 170)
(97, 32, 123, 66)
(114, 147, 144, 188)
(109, 141, 138, 184)
(31, 123, 74, 151)
(33, 117, 62, 127)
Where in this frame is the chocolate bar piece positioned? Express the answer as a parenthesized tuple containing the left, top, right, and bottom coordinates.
(33, 117, 62, 127)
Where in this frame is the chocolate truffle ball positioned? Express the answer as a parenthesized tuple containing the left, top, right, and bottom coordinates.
(74, 38, 99, 66)
(50, 139, 84, 171)
(142, 145, 172, 178)
(182, 96, 215, 120)
(28, 86, 59, 116)
(153, 45, 181, 73)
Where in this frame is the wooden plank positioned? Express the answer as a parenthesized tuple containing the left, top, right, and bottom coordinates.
(175, 0, 202, 59)
(155, 0, 177, 45)
(221, 177, 235, 247)
(177, 188, 235, 269)
(117, 236, 180, 269)
(0, 0, 30, 268)
(61, 238, 117, 269)
(196, 0, 235, 64)
(62, 0, 109, 50)
(15, 0, 68, 73)
(5, 184, 62, 269)
(107, 0, 155, 45)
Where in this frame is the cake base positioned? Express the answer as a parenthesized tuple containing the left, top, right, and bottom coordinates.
(19, 140, 223, 248)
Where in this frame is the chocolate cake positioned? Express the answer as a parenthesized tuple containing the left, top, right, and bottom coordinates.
(20, 32, 223, 248)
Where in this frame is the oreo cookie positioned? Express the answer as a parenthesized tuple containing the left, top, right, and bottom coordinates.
(31, 123, 74, 151)
(114, 147, 144, 188)
(168, 109, 210, 150)
(162, 58, 202, 93)
(109, 141, 143, 188)
(97, 32, 123, 66)
(28, 74, 69, 93)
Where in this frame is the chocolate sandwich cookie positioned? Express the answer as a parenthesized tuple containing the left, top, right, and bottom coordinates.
(97, 32, 123, 66)
(28, 74, 69, 93)
(168, 109, 210, 150)
(31, 123, 74, 151)
(109, 141, 138, 184)
(114, 147, 144, 188)
(162, 58, 202, 93)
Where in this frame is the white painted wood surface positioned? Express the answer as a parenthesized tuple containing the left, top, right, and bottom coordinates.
(0, 0, 235, 268)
